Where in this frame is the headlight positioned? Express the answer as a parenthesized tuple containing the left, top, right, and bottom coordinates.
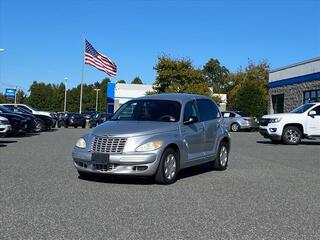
(136, 141, 162, 152)
(269, 118, 282, 123)
(0, 120, 9, 124)
(75, 138, 86, 148)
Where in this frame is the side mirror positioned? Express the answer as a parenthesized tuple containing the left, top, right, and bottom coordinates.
(183, 116, 198, 125)
(309, 110, 316, 117)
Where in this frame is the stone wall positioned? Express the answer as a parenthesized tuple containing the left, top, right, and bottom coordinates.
(269, 79, 320, 113)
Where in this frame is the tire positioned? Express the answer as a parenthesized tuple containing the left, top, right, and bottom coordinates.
(82, 123, 86, 128)
(57, 122, 61, 128)
(230, 123, 240, 132)
(74, 126, 78, 128)
(213, 141, 229, 170)
(64, 123, 69, 128)
(155, 148, 179, 185)
(35, 119, 45, 132)
(282, 126, 302, 145)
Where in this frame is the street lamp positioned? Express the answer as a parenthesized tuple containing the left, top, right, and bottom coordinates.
(64, 77, 68, 112)
(0, 49, 4, 94)
(94, 88, 101, 112)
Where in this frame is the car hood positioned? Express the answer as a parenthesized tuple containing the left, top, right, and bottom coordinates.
(35, 111, 51, 117)
(91, 121, 179, 137)
(262, 113, 302, 118)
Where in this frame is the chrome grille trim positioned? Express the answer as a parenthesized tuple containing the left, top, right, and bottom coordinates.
(91, 136, 127, 154)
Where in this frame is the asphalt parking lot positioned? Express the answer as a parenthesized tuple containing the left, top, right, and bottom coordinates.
(0, 129, 319, 240)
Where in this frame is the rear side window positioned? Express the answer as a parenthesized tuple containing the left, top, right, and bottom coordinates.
(196, 99, 220, 121)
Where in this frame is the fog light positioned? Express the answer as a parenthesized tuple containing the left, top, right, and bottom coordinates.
(269, 128, 277, 132)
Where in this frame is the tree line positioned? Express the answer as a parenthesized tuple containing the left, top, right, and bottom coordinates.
(0, 56, 269, 117)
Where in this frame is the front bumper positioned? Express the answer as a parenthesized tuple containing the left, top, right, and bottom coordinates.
(72, 149, 161, 176)
(259, 126, 282, 140)
(0, 124, 12, 136)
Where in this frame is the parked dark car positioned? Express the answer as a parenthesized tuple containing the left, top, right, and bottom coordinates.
(1, 105, 54, 132)
(83, 110, 97, 121)
(89, 112, 111, 128)
(58, 112, 86, 128)
(0, 105, 36, 133)
(0, 108, 28, 135)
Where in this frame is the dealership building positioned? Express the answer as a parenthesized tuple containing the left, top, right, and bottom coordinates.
(268, 57, 320, 113)
(106, 83, 227, 113)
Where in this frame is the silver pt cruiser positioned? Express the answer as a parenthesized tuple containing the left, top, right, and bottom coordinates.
(72, 93, 231, 184)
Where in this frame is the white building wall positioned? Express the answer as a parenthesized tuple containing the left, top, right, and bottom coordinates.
(269, 58, 320, 83)
(115, 83, 153, 105)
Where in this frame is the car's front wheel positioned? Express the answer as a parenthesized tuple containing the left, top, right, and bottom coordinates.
(155, 148, 179, 185)
(282, 126, 302, 145)
(213, 141, 229, 170)
(35, 119, 45, 132)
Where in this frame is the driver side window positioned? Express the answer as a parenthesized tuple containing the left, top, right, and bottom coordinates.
(183, 100, 198, 122)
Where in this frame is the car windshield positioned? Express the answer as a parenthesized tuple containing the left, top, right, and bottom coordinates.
(291, 103, 315, 113)
(111, 100, 181, 122)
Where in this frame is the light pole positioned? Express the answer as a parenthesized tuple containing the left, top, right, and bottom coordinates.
(64, 77, 68, 112)
(0, 49, 4, 93)
(94, 88, 101, 112)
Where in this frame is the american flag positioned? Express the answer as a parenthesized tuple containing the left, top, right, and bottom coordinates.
(84, 40, 117, 77)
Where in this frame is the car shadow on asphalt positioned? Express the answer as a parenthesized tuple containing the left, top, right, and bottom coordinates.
(256, 140, 320, 145)
(78, 162, 217, 185)
(178, 162, 216, 180)
(0, 140, 18, 147)
(78, 175, 155, 185)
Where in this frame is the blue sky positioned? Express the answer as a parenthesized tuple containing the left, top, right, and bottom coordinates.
(0, 0, 319, 93)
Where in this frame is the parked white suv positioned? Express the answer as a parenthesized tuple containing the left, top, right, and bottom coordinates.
(2, 104, 52, 117)
(0, 116, 11, 137)
(259, 102, 320, 144)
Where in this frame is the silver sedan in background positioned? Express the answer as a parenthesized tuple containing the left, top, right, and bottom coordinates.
(222, 111, 259, 132)
(72, 93, 231, 184)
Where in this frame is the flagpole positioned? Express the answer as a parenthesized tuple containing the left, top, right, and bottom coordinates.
(79, 37, 85, 114)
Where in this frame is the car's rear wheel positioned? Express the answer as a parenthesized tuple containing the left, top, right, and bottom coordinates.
(230, 123, 240, 132)
(64, 123, 68, 128)
(155, 148, 179, 185)
(282, 126, 301, 145)
(213, 141, 229, 170)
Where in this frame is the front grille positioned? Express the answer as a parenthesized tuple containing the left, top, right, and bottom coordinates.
(260, 118, 270, 126)
(91, 136, 127, 154)
(93, 163, 119, 172)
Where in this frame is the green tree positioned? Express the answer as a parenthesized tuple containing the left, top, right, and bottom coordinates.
(232, 82, 266, 117)
(227, 60, 269, 117)
(16, 89, 27, 104)
(0, 93, 5, 103)
(116, 80, 126, 84)
(203, 58, 230, 94)
(152, 56, 211, 96)
(131, 77, 143, 84)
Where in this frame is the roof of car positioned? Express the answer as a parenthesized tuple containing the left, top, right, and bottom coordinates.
(136, 93, 211, 103)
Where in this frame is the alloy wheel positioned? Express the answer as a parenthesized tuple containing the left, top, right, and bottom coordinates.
(219, 145, 228, 167)
(164, 154, 176, 180)
(284, 129, 300, 144)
